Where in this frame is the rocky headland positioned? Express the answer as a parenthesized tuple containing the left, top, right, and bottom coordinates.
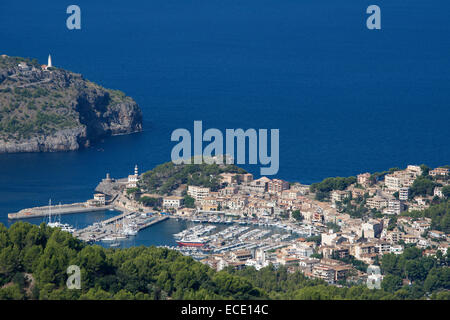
(0, 55, 143, 153)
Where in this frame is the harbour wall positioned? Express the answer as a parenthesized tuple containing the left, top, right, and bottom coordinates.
(8, 202, 115, 220)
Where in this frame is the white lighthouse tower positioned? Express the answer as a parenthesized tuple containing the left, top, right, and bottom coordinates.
(127, 165, 139, 188)
(47, 54, 52, 68)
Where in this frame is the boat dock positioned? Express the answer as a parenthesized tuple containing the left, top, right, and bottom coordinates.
(74, 213, 169, 242)
(7, 202, 115, 220)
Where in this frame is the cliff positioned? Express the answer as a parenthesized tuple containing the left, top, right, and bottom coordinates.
(0, 55, 143, 153)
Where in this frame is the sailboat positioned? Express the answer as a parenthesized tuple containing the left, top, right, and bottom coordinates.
(46, 199, 76, 233)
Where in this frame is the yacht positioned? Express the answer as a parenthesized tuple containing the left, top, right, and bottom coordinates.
(46, 200, 76, 233)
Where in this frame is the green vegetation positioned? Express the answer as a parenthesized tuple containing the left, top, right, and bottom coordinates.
(310, 176, 356, 201)
(441, 186, 450, 198)
(126, 187, 140, 195)
(369, 167, 401, 184)
(380, 247, 449, 298)
(183, 195, 196, 208)
(0, 222, 263, 300)
(409, 176, 438, 198)
(403, 199, 450, 233)
(138, 196, 162, 209)
(0, 55, 138, 142)
(291, 210, 303, 222)
(139, 161, 246, 195)
(336, 195, 371, 219)
(0, 222, 448, 300)
(226, 264, 391, 300)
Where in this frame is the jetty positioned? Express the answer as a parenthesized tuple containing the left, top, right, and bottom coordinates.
(74, 213, 168, 242)
(8, 202, 114, 220)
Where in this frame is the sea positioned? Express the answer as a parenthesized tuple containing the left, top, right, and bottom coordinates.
(0, 0, 449, 245)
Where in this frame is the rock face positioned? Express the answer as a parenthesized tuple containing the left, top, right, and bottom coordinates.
(0, 55, 143, 153)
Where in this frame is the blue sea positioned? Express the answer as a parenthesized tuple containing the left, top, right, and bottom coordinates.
(0, 0, 449, 240)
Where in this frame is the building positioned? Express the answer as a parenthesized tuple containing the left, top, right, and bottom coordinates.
(385, 171, 416, 191)
(399, 187, 409, 201)
(374, 240, 391, 255)
(331, 190, 350, 206)
(357, 172, 371, 187)
(281, 189, 301, 200)
(231, 250, 253, 262)
(187, 185, 210, 201)
(87, 193, 106, 206)
(434, 187, 444, 198)
(384, 199, 401, 215)
(268, 179, 289, 194)
(429, 230, 446, 240)
(249, 177, 271, 193)
(220, 173, 239, 185)
(311, 264, 336, 284)
(127, 165, 139, 188)
(406, 165, 422, 177)
(18, 62, 31, 71)
(163, 196, 184, 208)
(366, 196, 388, 210)
(41, 54, 53, 71)
(360, 220, 383, 238)
(429, 167, 449, 177)
(242, 173, 254, 184)
(354, 243, 377, 263)
(384, 174, 401, 191)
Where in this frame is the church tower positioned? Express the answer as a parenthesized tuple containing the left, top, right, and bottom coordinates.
(134, 164, 138, 176)
(48, 54, 52, 68)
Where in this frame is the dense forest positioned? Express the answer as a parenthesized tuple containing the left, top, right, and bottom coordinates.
(0, 222, 448, 300)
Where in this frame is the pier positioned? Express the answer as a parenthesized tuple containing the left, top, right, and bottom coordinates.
(7, 202, 115, 220)
(74, 213, 169, 242)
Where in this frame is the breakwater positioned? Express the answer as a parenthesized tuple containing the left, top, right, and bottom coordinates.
(7, 202, 114, 220)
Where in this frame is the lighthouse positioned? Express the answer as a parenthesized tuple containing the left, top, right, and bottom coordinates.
(127, 165, 139, 188)
(48, 54, 52, 68)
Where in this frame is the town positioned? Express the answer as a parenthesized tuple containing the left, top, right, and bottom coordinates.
(86, 162, 449, 287)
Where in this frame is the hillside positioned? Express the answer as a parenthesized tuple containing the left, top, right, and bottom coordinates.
(0, 222, 448, 300)
(139, 161, 247, 195)
(0, 55, 143, 153)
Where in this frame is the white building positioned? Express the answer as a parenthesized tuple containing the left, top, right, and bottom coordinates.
(434, 187, 444, 198)
(331, 190, 350, 207)
(399, 187, 409, 201)
(127, 165, 139, 188)
(187, 185, 210, 201)
(93, 193, 106, 205)
(406, 165, 422, 177)
(163, 196, 184, 208)
(385, 175, 401, 191)
(384, 199, 401, 215)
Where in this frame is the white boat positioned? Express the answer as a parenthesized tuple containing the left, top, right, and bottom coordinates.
(101, 236, 116, 242)
(46, 200, 76, 233)
(123, 226, 138, 236)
